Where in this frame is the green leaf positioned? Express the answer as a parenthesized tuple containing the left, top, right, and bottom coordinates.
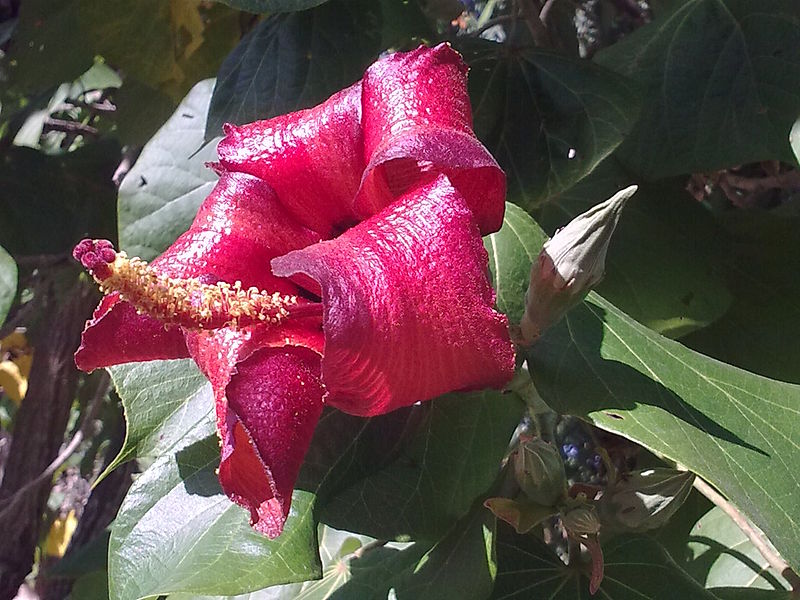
(395, 507, 497, 600)
(319, 390, 525, 540)
(205, 0, 381, 139)
(104, 360, 214, 478)
(107, 357, 417, 598)
(109, 435, 320, 600)
(71, 571, 110, 600)
(537, 164, 733, 338)
(5, 0, 238, 102)
(0, 245, 17, 325)
(686, 507, 790, 591)
(683, 209, 800, 383)
(118, 79, 220, 261)
(485, 203, 549, 325)
(210, 0, 330, 12)
(526, 291, 800, 571)
(493, 532, 716, 599)
(463, 42, 640, 210)
(0, 141, 120, 256)
(595, 0, 800, 179)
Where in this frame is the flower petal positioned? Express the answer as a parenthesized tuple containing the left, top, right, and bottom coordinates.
(187, 325, 325, 538)
(272, 174, 515, 416)
(74, 293, 189, 371)
(216, 84, 364, 238)
(356, 43, 506, 235)
(152, 170, 321, 290)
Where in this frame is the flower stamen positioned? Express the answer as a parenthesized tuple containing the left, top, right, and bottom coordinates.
(73, 239, 320, 330)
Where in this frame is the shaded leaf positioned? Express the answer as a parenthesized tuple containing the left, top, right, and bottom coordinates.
(210, 0, 330, 12)
(537, 165, 733, 338)
(463, 42, 640, 210)
(526, 290, 800, 571)
(0, 141, 120, 256)
(205, 0, 381, 139)
(683, 209, 800, 383)
(595, 0, 800, 178)
(485, 498, 557, 534)
(492, 531, 716, 599)
(0, 245, 17, 325)
(319, 390, 524, 540)
(394, 507, 497, 600)
(118, 79, 220, 261)
(686, 507, 790, 591)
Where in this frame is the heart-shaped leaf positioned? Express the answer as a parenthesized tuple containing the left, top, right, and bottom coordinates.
(462, 42, 640, 210)
(595, 0, 800, 178)
(205, 0, 380, 139)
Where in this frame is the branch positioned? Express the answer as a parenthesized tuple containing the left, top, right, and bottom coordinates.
(517, 0, 552, 46)
(693, 477, 800, 595)
(0, 372, 109, 522)
(42, 118, 98, 137)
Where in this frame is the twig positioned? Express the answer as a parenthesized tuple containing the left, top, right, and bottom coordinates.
(42, 118, 98, 137)
(693, 477, 800, 595)
(350, 539, 388, 560)
(721, 170, 800, 193)
(0, 372, 110, 521)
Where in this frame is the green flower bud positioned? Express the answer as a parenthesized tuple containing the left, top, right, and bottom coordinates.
(520, 185, 637, 343)
(598, 468, 694, 532)
(513, 437, 567, 506)
(561, 504, 601, 536)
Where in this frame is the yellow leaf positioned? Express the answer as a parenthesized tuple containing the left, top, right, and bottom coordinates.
(45, 510, 78, 557)
(0, 360, 27, 404)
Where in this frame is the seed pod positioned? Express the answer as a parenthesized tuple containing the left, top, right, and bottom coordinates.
(561, 504, 601, 536)
(598, 468, 694, 532)
(513, 436, 568, 506)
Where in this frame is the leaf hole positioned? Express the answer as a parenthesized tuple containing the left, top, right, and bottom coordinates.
(604, 412, 624, 420)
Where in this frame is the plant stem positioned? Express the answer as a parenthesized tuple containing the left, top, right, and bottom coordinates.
(692, 477, 800, 595)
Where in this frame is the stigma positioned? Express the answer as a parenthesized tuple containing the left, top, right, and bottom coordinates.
(73, 239, 320, 330)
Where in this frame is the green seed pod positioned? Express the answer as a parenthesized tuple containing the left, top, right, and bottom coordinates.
(598, 468, 694, 532)
(513, 437, 567, 506)
(562, 504, 601, 536)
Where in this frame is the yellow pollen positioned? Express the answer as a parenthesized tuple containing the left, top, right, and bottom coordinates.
(94, 252, 300, 330)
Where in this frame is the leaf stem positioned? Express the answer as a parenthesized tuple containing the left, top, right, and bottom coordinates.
(692, 477, 800, 596)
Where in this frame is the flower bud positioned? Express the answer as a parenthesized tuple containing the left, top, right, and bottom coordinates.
(520, 185, 637, 343)
(598, 468, 694, 532)
(561, 504, 601, 536)
(513, 436, 567, 506)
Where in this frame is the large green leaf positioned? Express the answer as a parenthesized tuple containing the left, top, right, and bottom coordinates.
(118, 79, 220, 261)
(526, 291, 800, 571)
(211, 0, 329, 12)
(0, 245, 17, 325)
(492, 531, 716, 599)
(205, 0, 380, 139)
(105, 360, 214, 476)
(686, 507, 790, 591)
(319, 391, 524, 541)
(462, 42, 640, 210)
(107, 357, 418, 598)
(0, 141, 120, 256)
(683, 210, 800, 383)
(536, 163, 733, 338)
(109, 433, 320, 600)
(595, 0, 800, 178)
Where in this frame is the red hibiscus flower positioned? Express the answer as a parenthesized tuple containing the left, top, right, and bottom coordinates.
(73, 44, 515, 538)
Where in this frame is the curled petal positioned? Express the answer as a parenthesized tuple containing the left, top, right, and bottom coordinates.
(272, 174, 515, 416)
(217, 84, 364, 238)
(356, 43, 506, 234)
(153, 170, 321, 290)
(187, 325, 324, 538)
(75, 293, 189, 371)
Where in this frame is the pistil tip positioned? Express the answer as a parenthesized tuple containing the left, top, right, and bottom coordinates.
(73, 238, 117, 275)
